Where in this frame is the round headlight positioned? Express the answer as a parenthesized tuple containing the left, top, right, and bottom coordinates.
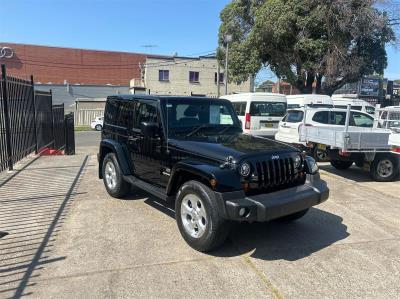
(294, 155, 302, 169)
(240, 162, 251, 177)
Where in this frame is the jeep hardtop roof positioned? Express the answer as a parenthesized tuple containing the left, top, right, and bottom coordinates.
(106, 94, 230, 104)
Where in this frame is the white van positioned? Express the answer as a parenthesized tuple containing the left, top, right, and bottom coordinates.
(287, 94, 333, 109)
(221, 93, 287, 137)
(331, 94, 375, 114)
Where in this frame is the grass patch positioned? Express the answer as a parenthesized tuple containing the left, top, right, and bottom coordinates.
(75, 126, 92, 132)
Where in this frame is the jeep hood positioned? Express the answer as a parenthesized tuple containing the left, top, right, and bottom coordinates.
(169, 134, 297, 162)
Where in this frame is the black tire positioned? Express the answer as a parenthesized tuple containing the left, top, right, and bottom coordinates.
(95, 124, 102, 131)
(330, 160, 353, 170)
(312, 145, 329, 162)
(102, 153, 130, 198)
(369, 154, 399, 182)
(277, 209, 309, 222)
(175, 180, 230, 252)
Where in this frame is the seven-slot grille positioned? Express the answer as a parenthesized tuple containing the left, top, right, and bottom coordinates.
(254, 157, 300, 188)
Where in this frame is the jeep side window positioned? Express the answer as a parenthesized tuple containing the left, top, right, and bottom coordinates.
(135, 102, 158, 129)
(118, 101, 135, 128)
(104, 99, 119, 124)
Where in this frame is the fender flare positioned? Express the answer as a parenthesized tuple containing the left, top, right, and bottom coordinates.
(98, 139, 134, 178)
(166, 160, 241, 195)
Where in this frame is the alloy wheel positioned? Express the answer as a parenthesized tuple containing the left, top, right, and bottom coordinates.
(181, 194, 208, 239)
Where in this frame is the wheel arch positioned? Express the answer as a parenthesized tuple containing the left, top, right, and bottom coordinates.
(98, 140, 133, 179)
(166, 160, 241, 196)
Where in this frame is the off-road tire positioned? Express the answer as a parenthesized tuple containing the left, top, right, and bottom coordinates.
(175, 180, 230, 252)
(102, 153, 130, 198)
(277, 209, 309, 222)
(330, 160, 353, 170)
(370, 154, 399, 182)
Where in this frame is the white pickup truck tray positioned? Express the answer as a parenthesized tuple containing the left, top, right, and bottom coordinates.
(300, 126, 391, 151)
(389, 131, 400, 147)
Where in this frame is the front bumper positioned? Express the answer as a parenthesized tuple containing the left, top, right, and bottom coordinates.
(215, 173, 329, 222)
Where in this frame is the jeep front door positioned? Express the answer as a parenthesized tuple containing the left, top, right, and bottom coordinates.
(128, 100, 163, 185)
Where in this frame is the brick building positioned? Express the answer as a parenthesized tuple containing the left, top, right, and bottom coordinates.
(0, 42, 146, 85)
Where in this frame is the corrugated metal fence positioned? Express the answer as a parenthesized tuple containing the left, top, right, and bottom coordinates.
(75, 109, 104, 126)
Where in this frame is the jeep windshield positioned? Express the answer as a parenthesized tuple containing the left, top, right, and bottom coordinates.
(161, 98, 242, 137)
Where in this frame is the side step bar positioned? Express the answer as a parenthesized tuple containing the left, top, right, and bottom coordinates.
(123, 175, 174, 202)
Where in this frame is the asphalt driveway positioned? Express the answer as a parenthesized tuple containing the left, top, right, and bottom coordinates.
(0, 152, 399, 298)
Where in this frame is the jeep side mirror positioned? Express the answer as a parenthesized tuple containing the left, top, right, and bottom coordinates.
(140, 122, 159, 137)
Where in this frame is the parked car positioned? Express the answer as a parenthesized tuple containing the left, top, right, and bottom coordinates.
(287, 94, 333, 109)
(91, 116, 104, 131)
(275, 108, 374, 161)
(220, 92, 287, 137)
(98, 95, 329, 252)
(331, 95, 375, 114)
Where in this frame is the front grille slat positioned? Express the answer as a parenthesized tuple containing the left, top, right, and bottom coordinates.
(253, 156, 303, 192)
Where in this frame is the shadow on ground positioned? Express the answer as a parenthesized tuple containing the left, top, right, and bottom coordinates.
(129, 190, 349, 262)
(319, 163, 400, 182)
(0, 156, 88, 299)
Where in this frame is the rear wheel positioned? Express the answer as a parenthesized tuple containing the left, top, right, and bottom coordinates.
(370, 155, 399, 182)
(277, 209, 309, 222)
(175, 181, 230, 252)
(95, 124, 102, 131)
(330, 160, 353, 170)
(102, 153, 130, 198)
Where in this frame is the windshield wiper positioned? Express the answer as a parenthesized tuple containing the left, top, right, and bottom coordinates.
(185, 124, 214, 137)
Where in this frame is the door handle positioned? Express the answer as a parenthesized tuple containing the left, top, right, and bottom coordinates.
(128, 136, 140, 142)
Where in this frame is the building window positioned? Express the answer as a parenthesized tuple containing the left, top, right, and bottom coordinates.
(189, 71, 200, 83)
(159, 70, 169, 81)
(214, 72, 224, 84)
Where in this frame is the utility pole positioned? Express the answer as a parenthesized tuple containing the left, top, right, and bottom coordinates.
(217, 62, 221, 98)
(224, 34, 232, 95)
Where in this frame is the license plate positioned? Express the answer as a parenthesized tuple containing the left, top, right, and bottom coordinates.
(264, 123, 274, 128)
(317, 144, 327, 150)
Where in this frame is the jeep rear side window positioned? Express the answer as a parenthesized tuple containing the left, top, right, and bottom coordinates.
(118, 101, 135, 128)
(135, 103, 158, 128)
(104, 99, 119, 124)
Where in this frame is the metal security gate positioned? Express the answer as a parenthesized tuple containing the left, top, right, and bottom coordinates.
(0, 64, 75, 172)
(35, 90, 54, 152)
(1, 65, 36, 172)
(52, 104, 65, 150)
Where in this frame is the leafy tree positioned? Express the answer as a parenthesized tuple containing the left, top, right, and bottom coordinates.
(218, 0, 395, 95)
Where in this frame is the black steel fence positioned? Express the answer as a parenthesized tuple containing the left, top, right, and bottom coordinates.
(0, 65, 75, 172)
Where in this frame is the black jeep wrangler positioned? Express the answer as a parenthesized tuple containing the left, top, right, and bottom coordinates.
(98, 95, 329, 252)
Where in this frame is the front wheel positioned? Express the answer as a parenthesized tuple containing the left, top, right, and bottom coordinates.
(330, 160, 353, 170)
(370, 155, 399, 182)
(95, 124, 103, 131)
(175, 181, 230, 252)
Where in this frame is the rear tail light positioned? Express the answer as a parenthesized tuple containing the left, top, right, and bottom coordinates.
(245, 113, 251, 130)
(339, 150, 351, 157)
(392, 146, 400, 154)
